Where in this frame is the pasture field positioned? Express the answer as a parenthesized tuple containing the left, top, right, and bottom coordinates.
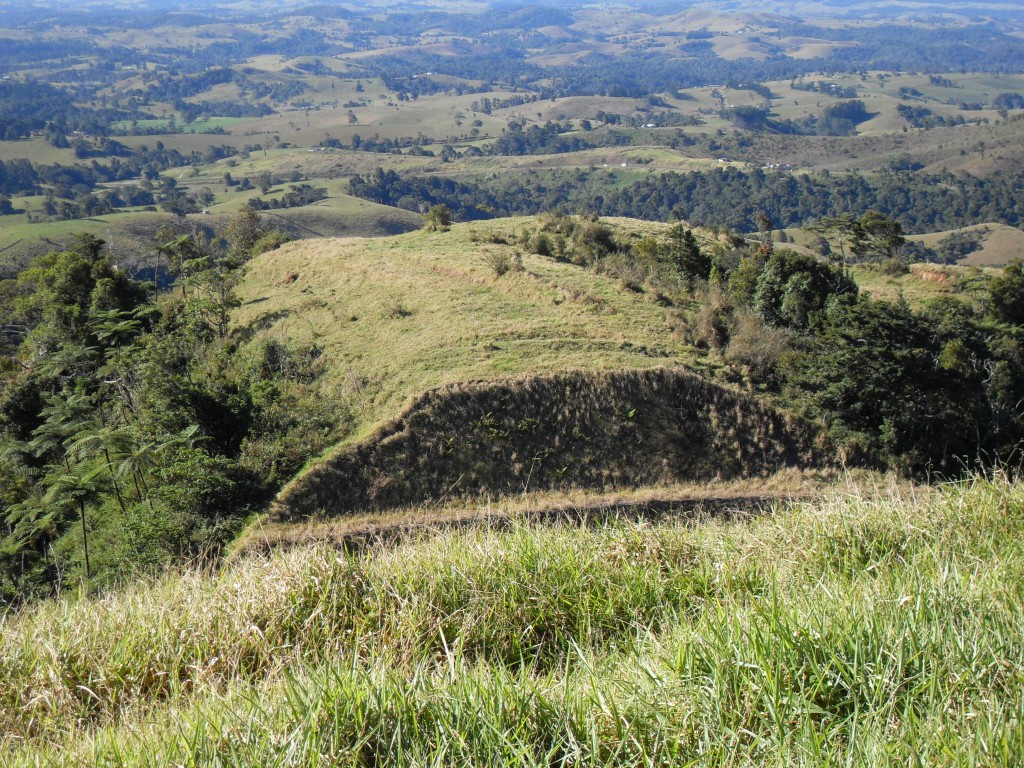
(231, 217, 692, 428)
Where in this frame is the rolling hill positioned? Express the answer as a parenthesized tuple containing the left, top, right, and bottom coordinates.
(230, 217, 830, 521)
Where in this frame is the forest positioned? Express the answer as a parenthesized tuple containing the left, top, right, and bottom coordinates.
(347, 165, 1024, 235)
(0, 214, 334, 601)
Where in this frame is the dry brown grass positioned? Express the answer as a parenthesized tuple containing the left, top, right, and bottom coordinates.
(272, 368, 833, 520)
(232, 467, 863, 558)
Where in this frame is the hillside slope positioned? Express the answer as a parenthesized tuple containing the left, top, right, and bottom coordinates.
(3, 476, 1021, 765)
(232, 218, 691, 425)
(232, 218, 829, 519)
(275, 368, 828, 519)
(0, 195, 422, 278)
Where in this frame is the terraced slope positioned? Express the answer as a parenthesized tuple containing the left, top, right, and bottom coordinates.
(274, 368, 828, 519)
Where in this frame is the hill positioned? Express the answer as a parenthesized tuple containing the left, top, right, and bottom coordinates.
(907, 223, 1024, 267)
(2, 207, 1020, 602)
(232, 218, 693, 420)
(231, 218, 830, 519)
(0, 194, 422, 278)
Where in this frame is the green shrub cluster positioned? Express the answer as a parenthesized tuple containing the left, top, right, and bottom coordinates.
(0, 218, 344, 602)
(518, 214, 1024, 473)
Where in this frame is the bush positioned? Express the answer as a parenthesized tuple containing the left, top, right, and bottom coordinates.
(688, 286, 732, 351)
(251, 230, 291, 256)
(422, 204, 451, 232)
(483, 250, 523, 277)
(724, 311, 793, 386)
(531, 232, 554, 256)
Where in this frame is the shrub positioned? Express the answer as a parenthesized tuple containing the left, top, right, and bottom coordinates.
(422, 204, 451, 232)
(531, 232, 554, 257)
(251, 230, 291, 256)
(724, 310, 794, 386)
(483, 250, 523, 277)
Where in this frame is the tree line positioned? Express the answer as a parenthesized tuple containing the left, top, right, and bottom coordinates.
(347, 165, 1024, 236)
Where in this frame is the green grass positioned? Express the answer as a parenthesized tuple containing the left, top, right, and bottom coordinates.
(0, 184, 423, 272)
(109, 117, 255, 134)
(232, 217, 691, 430)
(1, 473, 1021, 765)
(0, 138, 80, 164)
(0, 210, 178, 274)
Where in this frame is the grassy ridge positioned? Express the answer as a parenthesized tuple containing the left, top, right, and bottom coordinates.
(233, 219, 830, 518)
(0, 193, 423, 275)
(231, 218, 692, 425)
(2, 475, 1022, 765)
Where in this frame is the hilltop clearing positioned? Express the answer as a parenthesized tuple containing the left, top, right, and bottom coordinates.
(232, 218, 694, 423)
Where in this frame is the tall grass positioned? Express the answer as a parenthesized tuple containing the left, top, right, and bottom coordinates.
(2, 475, 1022, 765)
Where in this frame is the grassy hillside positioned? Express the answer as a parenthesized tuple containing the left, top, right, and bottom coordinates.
(0, 194, 422, 276)
(2, 474, 1021, 765)
(231, 218, 828, 517)
(908, 223, 1024, 267)
(231, 218, 693, 428)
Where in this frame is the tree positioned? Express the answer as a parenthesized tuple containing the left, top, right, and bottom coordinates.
(754, 212, 774, 248)
(752, 248, 857, 329)
(187, 263, 242, 339)
(853, 211, 906, 263)
(255, 171, 275, 195)
(804, 214, 860, 270)
(223, 207, 265, 259)
(154, 228, 208, 299)
(989, 261, 1024, 326)
(423, 203, 451, 232)
(23, 393, 96, 578)
(667, 224, 710, 286)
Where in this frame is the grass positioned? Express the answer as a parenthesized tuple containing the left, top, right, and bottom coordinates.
(847, 262, 963, 308)
(233, 469, 847, 557)
(108, 117, 255, 134)
(231, 217, 691, 428)
(0, 210, 177, 273)
(271, 367, 830, 519)
(1, 472, 1021, 765)
(0, 138, 80, 164)
(0, 185, 423, 271)
(908, 223, 1024, 268)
